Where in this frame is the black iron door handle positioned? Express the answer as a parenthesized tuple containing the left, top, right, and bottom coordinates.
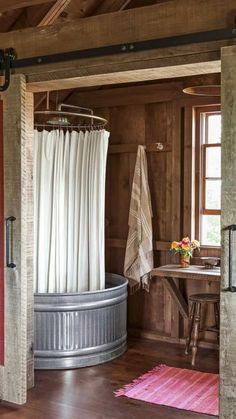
(0, 49, 15, 92)
(222, 224, 236, 292)
(6, 216, 16, 268)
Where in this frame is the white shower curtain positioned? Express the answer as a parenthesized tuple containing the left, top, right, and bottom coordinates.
(34, 129, 109, 293)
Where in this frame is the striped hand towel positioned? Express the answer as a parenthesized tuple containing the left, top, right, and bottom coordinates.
(124, 145, 154, 292)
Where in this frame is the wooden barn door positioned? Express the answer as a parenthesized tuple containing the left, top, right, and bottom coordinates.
(221, 46, 236, 418)
(0, 75, 34, 404)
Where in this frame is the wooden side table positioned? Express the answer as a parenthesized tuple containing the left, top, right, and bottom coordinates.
(151, 264, 221, 321)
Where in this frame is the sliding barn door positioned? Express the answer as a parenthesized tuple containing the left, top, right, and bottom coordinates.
(0, 75, 34, 404)
(221, 46, 236, 418)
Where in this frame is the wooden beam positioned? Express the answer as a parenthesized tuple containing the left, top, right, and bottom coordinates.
(108, 143, 172, 154)
(71, 81, 185, 107)
(38, 0, 71, 26)
(70, 75, 220, 108)
(0, 0, 235, 60)
(106, 238, 171, 251)
(0, 1, 233, 91)
(26, 58, 221, 92)
(0, 0, 53, 14)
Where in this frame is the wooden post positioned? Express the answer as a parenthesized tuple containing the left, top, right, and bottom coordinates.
(0, 75, 34, 404)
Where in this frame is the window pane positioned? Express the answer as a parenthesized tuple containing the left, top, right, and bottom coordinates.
(205, 180, 221, 210)
(206, 146, 221, 177)
(207, 114, 221, 143)
(201, 215, 221, 246)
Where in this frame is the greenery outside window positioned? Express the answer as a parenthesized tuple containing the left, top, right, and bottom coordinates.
(195, 106, 221, 247)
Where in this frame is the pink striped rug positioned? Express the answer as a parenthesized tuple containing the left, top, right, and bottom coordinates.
(115, 365, 219, 416)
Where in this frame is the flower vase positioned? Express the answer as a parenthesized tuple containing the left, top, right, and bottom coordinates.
(180, 254, 190, 268)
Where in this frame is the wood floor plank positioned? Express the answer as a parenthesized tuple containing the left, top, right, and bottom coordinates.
(0, 338, 219, 418)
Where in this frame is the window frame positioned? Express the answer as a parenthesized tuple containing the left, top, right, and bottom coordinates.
(202, 143, 221, 215)
(194, 105, 221, 247)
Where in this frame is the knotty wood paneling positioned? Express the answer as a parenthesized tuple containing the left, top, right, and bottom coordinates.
(104, 97, 180, 337)
(99, 74, 221, 346)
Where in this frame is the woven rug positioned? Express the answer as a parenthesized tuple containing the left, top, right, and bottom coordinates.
(115, 364, 219, 416)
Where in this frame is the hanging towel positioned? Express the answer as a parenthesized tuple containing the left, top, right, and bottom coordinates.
(124, 145, 154, 293)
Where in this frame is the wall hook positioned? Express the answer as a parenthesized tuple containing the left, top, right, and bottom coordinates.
(156, 142, 164, 150)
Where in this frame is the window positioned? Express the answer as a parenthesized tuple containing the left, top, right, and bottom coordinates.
(195, 106, 221, 247)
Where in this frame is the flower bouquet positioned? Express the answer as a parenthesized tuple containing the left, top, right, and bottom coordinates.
(170, 237, 200, 268)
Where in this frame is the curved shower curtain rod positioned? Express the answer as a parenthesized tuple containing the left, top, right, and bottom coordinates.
(34, 94, 108, 130)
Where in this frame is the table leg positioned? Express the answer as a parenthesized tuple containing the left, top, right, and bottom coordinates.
(191, 302, 201, 366)
(185, 302, 196, 354)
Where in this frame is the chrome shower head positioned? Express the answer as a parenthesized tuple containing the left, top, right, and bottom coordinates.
(47, 116, 71, 126)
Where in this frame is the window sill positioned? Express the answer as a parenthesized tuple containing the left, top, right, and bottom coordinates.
(199, 245, 221, 250)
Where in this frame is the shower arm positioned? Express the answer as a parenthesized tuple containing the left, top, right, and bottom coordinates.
(57, 103, 95, 126)
(34, 98, 108, 127)
(57, 103, 94, 116)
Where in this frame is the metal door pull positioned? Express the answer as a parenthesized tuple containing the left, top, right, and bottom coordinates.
(222, 224, 236, 292)
(6, 216, 16, 268)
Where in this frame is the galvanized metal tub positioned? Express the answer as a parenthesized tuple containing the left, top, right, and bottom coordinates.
(34, 273, 128, 369)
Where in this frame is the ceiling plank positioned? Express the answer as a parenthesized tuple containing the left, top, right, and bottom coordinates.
(64, 0, 104, 18)
(91, 0, 132, 14)
(123, 0, 169, 9)
(5, 3, 55, 31)
(71, 80, 185, 107)
(34, 92, 47, 109)
(7, 1, 68, 34)
(68, 73, 220, 108)
(38, 0, 71, 26)
(0, 0, 54, 14)
(0, 10, 23, 32)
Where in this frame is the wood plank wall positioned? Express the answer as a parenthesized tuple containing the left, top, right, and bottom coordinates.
(71, 73, 221, 347)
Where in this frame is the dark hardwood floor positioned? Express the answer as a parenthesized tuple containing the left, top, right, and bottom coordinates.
(0, 338, 219, 419)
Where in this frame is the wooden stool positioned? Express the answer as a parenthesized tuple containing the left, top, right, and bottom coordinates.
(185, 293, 220, 366)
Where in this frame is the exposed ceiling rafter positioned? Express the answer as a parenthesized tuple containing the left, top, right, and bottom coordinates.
(38, 0, 71, 26)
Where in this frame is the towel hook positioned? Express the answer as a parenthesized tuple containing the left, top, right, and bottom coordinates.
(156, 142, 164, 150)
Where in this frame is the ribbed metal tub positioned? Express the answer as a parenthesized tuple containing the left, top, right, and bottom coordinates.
(34, 273, 128, 369)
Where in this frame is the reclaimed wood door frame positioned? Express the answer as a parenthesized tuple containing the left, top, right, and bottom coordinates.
(0, 100, 4, 366)
(220, 45, 236, 419)
(0, 75, 34, 404)
(0, 44, 233, 409)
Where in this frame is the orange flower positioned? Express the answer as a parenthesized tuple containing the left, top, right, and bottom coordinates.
(171, 241, 179, 250)
(182, 244, 190, 251)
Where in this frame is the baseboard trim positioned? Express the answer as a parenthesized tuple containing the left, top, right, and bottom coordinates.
(128, 328, 218, 350)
